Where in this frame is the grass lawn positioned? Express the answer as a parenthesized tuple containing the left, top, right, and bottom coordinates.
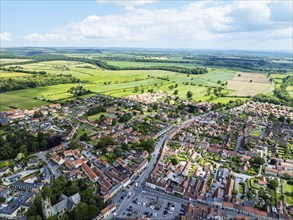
(199, 158, 206, 166)
(252, 130, 262, 137)
(210, 97, 249, 104)
(282, 180, 293, 205)
(74, 129, 92, 141)
(87, 113, 108, 122)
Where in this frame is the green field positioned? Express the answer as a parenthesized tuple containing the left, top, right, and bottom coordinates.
(282, 180, 293, 205)
(0, 93, 49, 111)
(87, 113, 109, 122)
(1, 60, 240, 110)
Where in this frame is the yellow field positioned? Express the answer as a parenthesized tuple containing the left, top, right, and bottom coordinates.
(0, 70, 30, 77)
(0, 58, 33, 64)
(227, 72, 271, 96)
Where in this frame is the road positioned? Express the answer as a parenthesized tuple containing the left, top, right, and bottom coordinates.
(37, 151, 60, 179)
(264, 79, 275, 94)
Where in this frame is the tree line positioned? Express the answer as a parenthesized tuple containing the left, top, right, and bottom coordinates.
(0, 74, 79, 92)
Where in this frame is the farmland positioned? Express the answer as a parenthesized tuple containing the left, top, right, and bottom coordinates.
(1, 47, 290, 111)
(0, 60, 242, 110)
(0, 58, 33, 64)
(227, 72, 272, 96)
(0, 93, 49, 111)
(0, 70, 30, 77)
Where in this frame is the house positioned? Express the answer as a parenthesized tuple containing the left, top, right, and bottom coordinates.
(258, 176, 267, 185)
(12, 182, 43, 192)
(96, 203, 116, 220)
(141, 150, 149, 159)
(51, 155, 65, 165)
(224, 177, 234, 202)
(0, 167, 10, 177)
(81, 163, 98, 182)
(42, 193, 80, 219)
(264, 167, 279, 176)
(73, 158, 88, 168)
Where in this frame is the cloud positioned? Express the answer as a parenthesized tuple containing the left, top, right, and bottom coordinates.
(21, 1, 292, 49)
(24, 32, 66, 42)
(0, 32, 12, 41)
(98, 0, 156, 9)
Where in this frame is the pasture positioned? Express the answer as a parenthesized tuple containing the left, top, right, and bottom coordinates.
(227, 72, 271, 96)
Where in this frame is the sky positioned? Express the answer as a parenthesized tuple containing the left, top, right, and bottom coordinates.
(0, 0, 292, 50)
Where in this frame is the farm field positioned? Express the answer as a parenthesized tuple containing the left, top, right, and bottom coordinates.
(1, 59, 270, 111)
(0, 70, 30, 77)
(0, 58, 33, 64)
(0, 93, 49, 111)
(105, 60, 196, 68)
(227, 72, 271, 96)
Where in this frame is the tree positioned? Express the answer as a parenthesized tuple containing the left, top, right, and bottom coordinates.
(28, 216, 42, 220)
(0, 196, 5, 203)
(186, 91, 193, 99)
(250, 156, 265, 166)
(42, 186, 53, 199)
(19, 144, 28, 156)
(74, 202, 88, 220)
(80, 133, 89, 141)
(171, 157, 179, 165)
(15, 153, 25, 161)
(173, 90, 178, 95)
(0, 143, 13, 159)
(64, 184, 79, 196)
(68, 140, 79, 149)
(96, 136, 115, 149)
(81, 188, 94, 203)
(268, 179, 279, 190)
(33, 111, 43, 118)
(87, 205, 99, 219)
(112, 119, 117, 126)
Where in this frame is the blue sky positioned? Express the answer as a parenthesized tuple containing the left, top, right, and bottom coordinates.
(1, 0, 292, 50)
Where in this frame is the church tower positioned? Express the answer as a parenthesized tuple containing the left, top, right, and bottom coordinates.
(42, 197, 52, 219)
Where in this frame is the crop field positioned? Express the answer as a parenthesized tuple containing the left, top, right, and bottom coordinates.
(227, 72, 271, 96)
(0, 58, 33, 64)
(0, 93, 49, 111)
(0, 70, 30, 77)
(1, 60, 241, 110)
(105, 60, 196, 68)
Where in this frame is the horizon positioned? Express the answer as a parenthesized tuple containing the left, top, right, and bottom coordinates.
(1, 0, 292, 50)
(1, 46, 293, 53)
